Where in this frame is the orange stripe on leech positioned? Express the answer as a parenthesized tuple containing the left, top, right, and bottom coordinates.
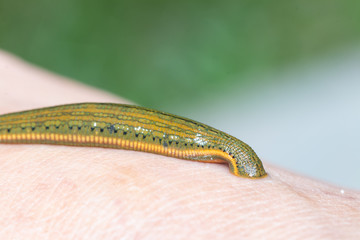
(147, 143, 152, 152)
(156, 145, 160, 154)
(136, 141, 141, 151)
(2, 114, 195, 140)
(197, 149, 237, 173)
(2, 105, 219, 141)
(134, 141, 139, 149)
(141, 142, 146, 151)
(4, 134, 9, 141)
(2, 115, 200, 141)
(0, 133, 238, 176)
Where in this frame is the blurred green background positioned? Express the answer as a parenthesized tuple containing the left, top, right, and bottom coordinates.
(1, 0, 359, 110)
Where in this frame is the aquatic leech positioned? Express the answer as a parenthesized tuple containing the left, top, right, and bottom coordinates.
(0, 103, 267, 178)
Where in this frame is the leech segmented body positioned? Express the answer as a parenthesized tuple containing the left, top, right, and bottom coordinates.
(0, 103, 267, 178)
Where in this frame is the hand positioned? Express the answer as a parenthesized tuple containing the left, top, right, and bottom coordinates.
(0, 50, 359, 239)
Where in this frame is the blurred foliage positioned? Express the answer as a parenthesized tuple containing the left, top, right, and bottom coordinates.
(0, 0, 359, 109)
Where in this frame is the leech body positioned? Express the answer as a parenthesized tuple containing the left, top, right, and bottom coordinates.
(0, 103, 266, 178)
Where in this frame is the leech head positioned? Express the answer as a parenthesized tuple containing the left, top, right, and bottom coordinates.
(232, 144, 267, 178)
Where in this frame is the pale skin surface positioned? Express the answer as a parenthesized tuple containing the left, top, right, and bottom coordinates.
(0, 50, 359, 240)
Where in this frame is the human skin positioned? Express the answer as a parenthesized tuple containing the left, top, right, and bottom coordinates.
(0, 50, 359, 239)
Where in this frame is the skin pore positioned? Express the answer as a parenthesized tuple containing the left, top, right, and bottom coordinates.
(0, 50, 359, 239)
